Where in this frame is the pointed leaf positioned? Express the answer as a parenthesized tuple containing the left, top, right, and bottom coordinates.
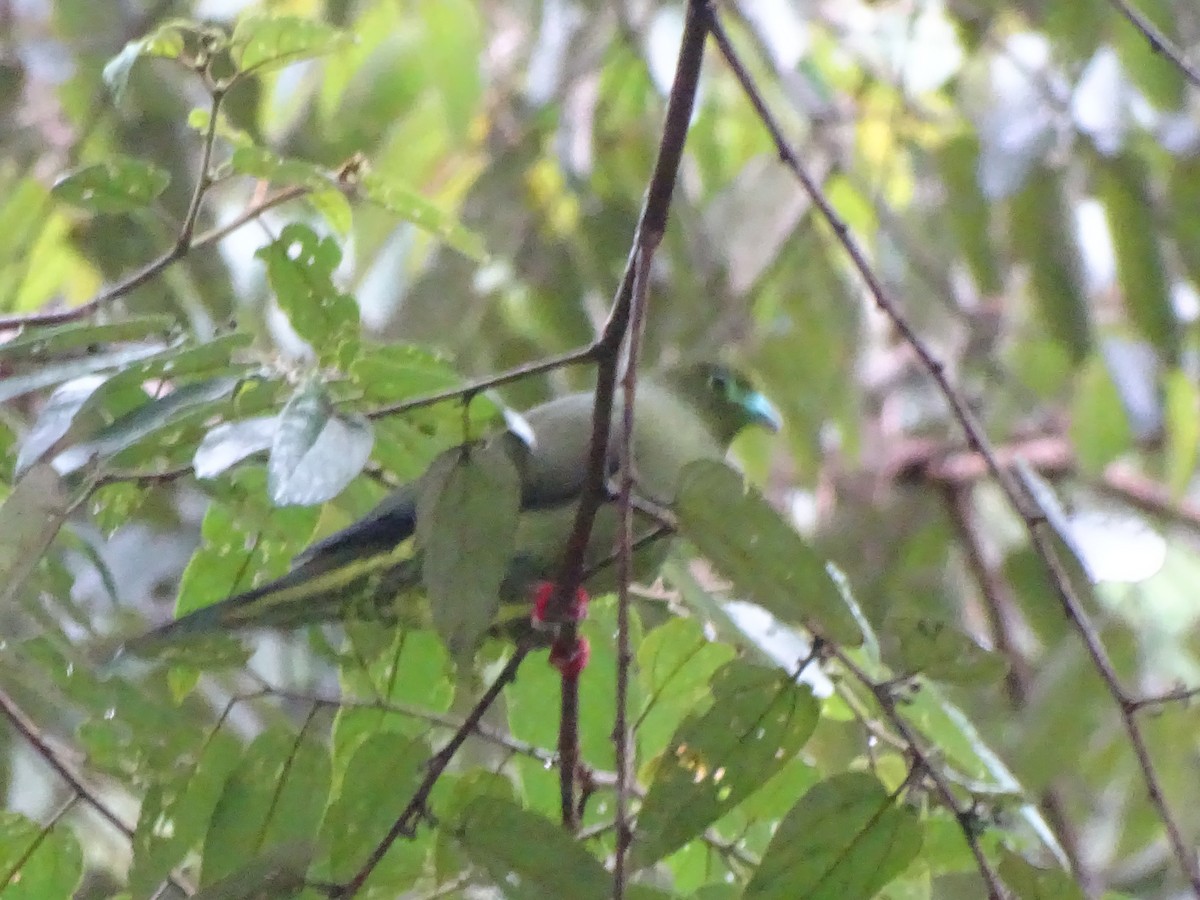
(268, 380, 373, 506)
(231, 16, 348, 74)
(0, 343, 165, 404)
(201, 727, 330, 885)
(745, 772, 922, 900)
(0, 812, 83, 899)
(675, 460, 863, 646)
(52, 157, 170, 214)
(1010, 166, 1091, 364)
(456, 798, 610, 900)
(417, 443, 520, 657)
(1099, 153, 1178, 362)
(634, 660, 819, 865)
(313, 733, 428, 888)
(0, 315, 175, 360)
(15, 374, 109, 475)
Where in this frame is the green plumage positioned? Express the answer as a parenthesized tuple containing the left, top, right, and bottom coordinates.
(126, 362, 779, 652)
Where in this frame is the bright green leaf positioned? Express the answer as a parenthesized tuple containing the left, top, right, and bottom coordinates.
(52, 157, 171, 214)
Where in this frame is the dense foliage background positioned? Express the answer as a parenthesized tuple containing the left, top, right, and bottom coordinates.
(3, 0, 1200, 897)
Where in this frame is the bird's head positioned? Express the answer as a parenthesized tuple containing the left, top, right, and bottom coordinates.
(663, 362, 782, 445)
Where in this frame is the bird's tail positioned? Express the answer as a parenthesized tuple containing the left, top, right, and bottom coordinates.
(115, 544, 423, 661)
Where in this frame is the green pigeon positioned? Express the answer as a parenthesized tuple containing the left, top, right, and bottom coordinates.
(125, 362, 780, 654)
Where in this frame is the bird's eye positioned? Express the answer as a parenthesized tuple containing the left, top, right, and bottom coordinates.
(708, 370, 731, 394)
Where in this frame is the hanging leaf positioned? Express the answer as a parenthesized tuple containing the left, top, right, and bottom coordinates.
(0, 812, 83, 899)
(416, 442, 520, 657)
(745, 772, 922, 900)
(634, 660, 819, 865)
(675, 460, 863, 646)
(268, 380, 373, 506)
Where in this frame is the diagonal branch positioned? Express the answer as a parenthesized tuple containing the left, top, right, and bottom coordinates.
(708, 6, 1200, 893)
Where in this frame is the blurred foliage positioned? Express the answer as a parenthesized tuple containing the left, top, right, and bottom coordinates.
(2, 0, 1200, 898)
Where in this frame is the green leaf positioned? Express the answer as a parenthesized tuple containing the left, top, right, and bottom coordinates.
(0, 343, 165, 404)
(636, 616, 738, 758)
(103, 19, 214, 101)
(1009, 166, 1091, 364)
(1164, 370, 1199, 497)
(0, 315, 176, 360)
(53, 376, 240, 475)
(349, 343, 461, 404)
(1170, 156, 1200, 284)
(881, 610, 1008, 685)
(229, 146, 334, 190)
(1113, 0, 1184, 108)
(998, 849, 1086, 900)
(0, 464, 72, 608)
(0, 812, 83, 899)
(745, 772, 922, 900)
(256, 223, 360, 368)
(129, 730, 243, 896)
(313, 733, 429, 887)
(268, 379, 373, 506)
(201, 726, 331, 885)
(231, 15, 348, 75)
(455, 797, 611, 900)
(1098, 153, 1178, 362)
(1070, 355, 1134, 473)
(52, 157, 171, 214)
(674, 460, 863, 646)
(937, 134, 1001, 295)
(634, 660, 819, 865)
(14, 374, 109, 475)
(359, 171, 487, 260)
(416, 443, 520, 657)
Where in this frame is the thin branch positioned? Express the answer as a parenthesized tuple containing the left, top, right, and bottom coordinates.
(709, 7, 1200, 892)
(613, 239, 655, 893)
(1129, 685, 1200, 712)
(329, 642, 534, 898)
(0, 687, 195, 895)
(831, 649, 1011, 900)
(1106, 0, 1200, 89)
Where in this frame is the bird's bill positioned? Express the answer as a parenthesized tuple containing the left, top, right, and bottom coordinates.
(746, 392, 783, 433)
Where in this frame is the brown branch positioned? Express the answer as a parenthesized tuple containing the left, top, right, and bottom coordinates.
(0, 687, 195, 895)
(831, 649, 1011, 900)
(1106, 0, 1200, 89)
(708, 8, 1200, 889)
(329, 641, 534, 898)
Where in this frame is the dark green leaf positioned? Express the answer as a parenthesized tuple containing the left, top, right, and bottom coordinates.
(675, 460, 863, 646)
(313, 733, 428, 887)
(201, 727, 330, 885)
(1009, 166, 1091, 364)
(54, 376, 240, 475)
(52, 157, 170, 214)
(416, 442, 520, 657)
(456, 797, 611, 900)
(1098, 153, 1177, 362)
(0, 315, 176, 360)
(937, 134, 1001, 295)
(881, 610, 1008, 685)
(745, 772, 922, 900)
(634, 660, 819, 865)
(269, 379, 373, 506)
(998, 849, 1086, 900)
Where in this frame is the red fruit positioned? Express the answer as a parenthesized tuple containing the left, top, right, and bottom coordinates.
(549, 636, 591, 677)
(530, 581, 590, 628)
